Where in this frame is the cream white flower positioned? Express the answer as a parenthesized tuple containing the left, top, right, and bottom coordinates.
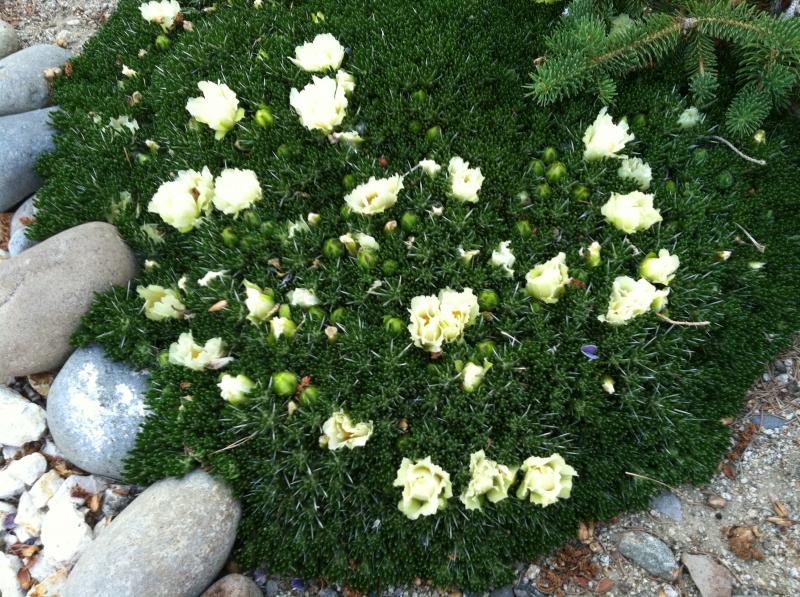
(581, 241, 602, 268)
(320, 411, 374, 450)
(490, 241, 516, 277)
(197, 270, 226, 287)
(393, 457, 452, 520)
(243, 280, 275, 324)
(148, 167, 214, 232)
(678, 107, 703, 129)
(354, 232, 379, 251)
(212, 168, 262, 215)
(121, 65, 138, 78)
(178, 275, 188, 292)
(748, 261, 765, 270)
(419, 159, 441, 177)
(459, 450, 516, 511)
(516, 453, 577, 507)
(289, 33, 345, 72)
(307, 213, 321, 226)
(185, 81, 245, 140)
(462, 360, 492, 392)
(717, 250, 732, 262)
(600, 191, 662, 234)
(218, 374, 255, 405)
(617, 156, 652, 190)
(525, 252, 570, 304)
(582, 107, 634, 161)
(639, 249, 680, 285)
(108, 115, 139, 134)
(344, 175, 404, 215)
(448, 157, 484, 203)
(458, 247, 480, 263)
(335, 70, 355, 95)
(288, 288, 320, 308)
(145, 139, 160, 152)
(288, 218, 311, 238)
(601, 376, 616, 395)
(598, 276, 670, 325)
(270, 316, 296, 339)
(407, 295, 446, 353)
(290, 75, 348, 133)
(137, 285, 185, 321)
(437, 288, 479, 342)
(168, 332, 226, 371)
(139, 0, 181, 30)
(329, 130, 363, 146)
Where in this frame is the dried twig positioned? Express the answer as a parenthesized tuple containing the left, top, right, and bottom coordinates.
(656, 313, 711, 327)
(734, 222, 766, 253)
(707, 135, 767, 166)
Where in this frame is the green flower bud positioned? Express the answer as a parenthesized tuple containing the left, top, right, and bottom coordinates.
(243, 211, 260, 226)
(535, 183, 551, 199)
(159, 351, 170, 367)
(357, 249, 378, 269)
(383, 316, 405, 335)
(278, 304, 292, 319)
(530, 159, 545, 177)
(453, 359, 465, 373)
(664, 180, 677, 193)
(276, 143, 292, 158)
(411, 89, 428, 103)
(476, 340, 496, 357)
(396, 436, 412, 451)
(716, 171, 734, 189)
(478, 289, 500, 311)
(323, 238, 344, 259)
(221, 227, 237, 247)
(382, 259, 399, 275)
(515, 220, 533, 237)
(545, 162, 567, 183)
(401, 211, 420, 232)
(299, 385, 320, 404)
(541, 146, 558, 163)
(155, 34, 170, 50)
(330, 307, 347, 323)
(425, 126, 442, 141)
(254, 106, 274, 128)
(693, 148, 708, 162)
(272, 371, 298, 397)
(408, 120, 422, 134)
(308, 306, 326, 321)
(342, 174, 357, 190)
(572, 185, 590, 201)
(136, 153, 150, 165)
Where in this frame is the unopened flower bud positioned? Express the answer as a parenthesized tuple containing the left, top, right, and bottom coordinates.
(254, 106, 274, 128)
(272, 371, 298, 397)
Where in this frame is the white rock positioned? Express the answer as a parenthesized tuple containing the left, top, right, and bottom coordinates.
(0, 552, 23, 597)
(0, 453, 47, 499)
(14, 491, 43, 537)
(40, 499, 93, 562)
(41, 441, 63, 459)
(49, 474, 107, 510)
(0, 387, 47, 446)
(29, 470, 64, 509)
(25, 568, 68, 596)
(3, 446, 20, 460)
(0, 500, 15, 517)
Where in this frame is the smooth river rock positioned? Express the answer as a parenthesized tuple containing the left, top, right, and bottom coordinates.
(47, 345, 149, 479)
(0, 21, 19, 59)
(0, 44, 71, 116)
(0, 386, 46, 447)
(201, 574, 263, 597)
(7, 227, 39, 256)
(0, 222, 138, 379)
(10, 195, 37, 238)
(618, 531, 678, 580)
(63, 470, 241, 597)
(0, 107, 56, 211)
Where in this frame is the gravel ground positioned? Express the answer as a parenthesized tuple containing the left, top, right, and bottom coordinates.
(1, 3, 799, 595)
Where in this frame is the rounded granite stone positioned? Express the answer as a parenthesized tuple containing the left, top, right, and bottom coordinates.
(47, 345, 149, 480)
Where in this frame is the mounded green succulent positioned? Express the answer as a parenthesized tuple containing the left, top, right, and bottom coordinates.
(32, 0, 800, 590)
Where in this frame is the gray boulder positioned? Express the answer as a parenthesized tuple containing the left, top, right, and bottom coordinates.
(0, 44, 70, 116)
(0, 107, 56, 211)
(63, 470, 241, 597)
(201, 574, 263, 597)
(7, 227, 39, 256)
(10, 195, 37, 238)
(0, 222, 138, 379)
(47, 345, 149, 480)
(618, 531, 678, 580)
(0, 21, 19, 59)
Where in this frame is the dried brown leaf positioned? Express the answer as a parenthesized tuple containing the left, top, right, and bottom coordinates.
(595, 578, 614, 594)
(726, 526, 765, 561)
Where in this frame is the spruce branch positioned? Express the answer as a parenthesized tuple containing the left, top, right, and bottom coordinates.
(529, 1, 800, 136)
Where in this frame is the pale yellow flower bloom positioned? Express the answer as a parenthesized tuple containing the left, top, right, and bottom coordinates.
(147, 167, 214, 232)
(186, 81, 245, 140)
(344, 175, 404, 215)
(617, 156, 652, 190)
(393, 457, 452, 520)
(582, 107, 634, 160)
(525, 252, 570, 304)
(243, 280, 275, 324)
(139, 0, 181, 30)
(448, 157, 484, 203)
(212, 168, 262, 215)
(598, 276, 669, 325)
(516, 453, 577, 507)
(600, 191, 662, 234)
(320, 411, 373, 450)
(289, 33, 345, 72)
(639, 249, 680, 285)
(168, 332, 226, 371)
(218, 374, 255, 405)
(290, 76, 348, 133)
(490, 240, 516, 277)
(462, 360, 492, 392)
(137, 285, 185, 321)
(459, 450, 516, 510)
